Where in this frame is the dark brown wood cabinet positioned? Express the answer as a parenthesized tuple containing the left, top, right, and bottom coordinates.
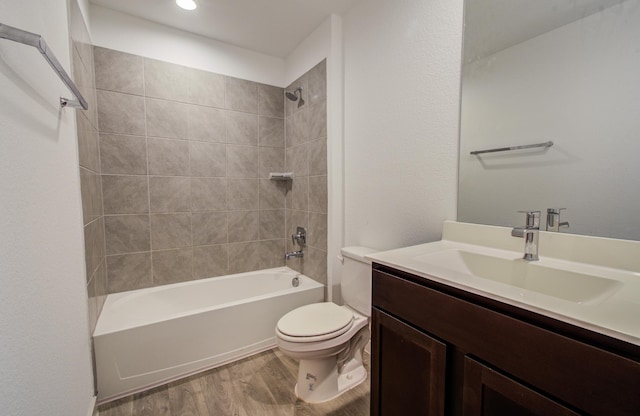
(371, 309, 447, 416)
(370, 265, 640, 416)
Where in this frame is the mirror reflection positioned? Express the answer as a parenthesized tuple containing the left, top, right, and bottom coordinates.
(458, 0, 640, 240)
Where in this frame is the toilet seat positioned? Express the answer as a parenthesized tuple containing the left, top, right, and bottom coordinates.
(277, 303, 354, 343)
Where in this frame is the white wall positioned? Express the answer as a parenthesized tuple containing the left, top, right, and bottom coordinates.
(90, 5, 286, 86)
(458, 1, 640, 240)
(342, 0, 463, 250)
(77, 0, 91, 31)
(0, 0, 94, 414)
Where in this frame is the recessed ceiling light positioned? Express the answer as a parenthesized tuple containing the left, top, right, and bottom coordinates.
(176, 0, 198, 11)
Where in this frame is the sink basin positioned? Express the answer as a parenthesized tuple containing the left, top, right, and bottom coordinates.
(413, 249, 622, 303)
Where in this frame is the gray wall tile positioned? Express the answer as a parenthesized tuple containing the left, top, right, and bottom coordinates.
(191, 178, 227, 211)
(100, 134, 147, 175)
(186, 68, 225, 108)
(227, 179, 258, 210)
(188, 105, 226, 142)
(149, 176, 191, 212)
(193, 245, 228, 279)
(87, 269, 98, 332)
(258, 239, 285, 269)
(283, 62, 327, 285)
(226, 77, 259, 113)
(144, 58, 187, 102)
(77, 113, 100, 172)
(259, 179, 286, 209)
(190, 141, 226, 177)
(259, 116, 284, 148)
(80, 168, 103, 225)
(228, 210, 259, 243)
(91, 50, 324, 292)
(260, 209, 285, 240)
(290, 177, 308, 211)
(288, 108, 309, 146)
(308, 212, 327, 250)
(308, 138, 327, 176)
(150, 213, 192, 250)
(308, 97, 327, 141)
(94, 47, 144, 95)
(104, 214, 150, 255)
(107, 253, 152, 293)
(84, 218, 105, 280)
(95, 260, 108, 314)
(152, 248, 193, 285)
(305, 247, 327, 285)
(147, 138, 190, 176)
(227, 145, 258, 178)
(259, 84, 284, 117)
(307, 60, 327, 104)
(285, 145, 308, 177)
(146, 98, 189, 140)
(226, 111, 258, 145)
(192, 211, 227, 245)
(102, 175, 149, 214)
(228, 242, 260, 274)
(97, 90, 146, 136)
(308, 176, 328, 214)
(259, 147, 284, 179)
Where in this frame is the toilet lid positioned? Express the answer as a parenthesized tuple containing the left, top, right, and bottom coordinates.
(277, 303, 353, 338)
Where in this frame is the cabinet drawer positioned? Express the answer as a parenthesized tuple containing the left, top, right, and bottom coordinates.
(373, 268, 640, 415)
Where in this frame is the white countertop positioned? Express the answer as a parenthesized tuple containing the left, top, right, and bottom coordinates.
(367, 222, 640, 347)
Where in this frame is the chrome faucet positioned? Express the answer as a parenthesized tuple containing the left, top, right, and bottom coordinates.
(511, 211, 540, 261)
(285, 250, 304, 260)
(285, 226, 306, 260)
(546, 208, 569, 232)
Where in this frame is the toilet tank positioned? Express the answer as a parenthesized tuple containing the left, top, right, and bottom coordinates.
(340, 246, 378, 317)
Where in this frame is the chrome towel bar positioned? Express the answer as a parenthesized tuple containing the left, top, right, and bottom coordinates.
(470, 141, 553, 155)
(0, 22, 88, 110)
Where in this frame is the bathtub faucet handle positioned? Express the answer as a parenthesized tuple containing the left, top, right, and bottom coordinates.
(292, 226, 306, 247)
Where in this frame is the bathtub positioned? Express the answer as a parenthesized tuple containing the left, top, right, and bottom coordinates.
(93, 267, 324, 403)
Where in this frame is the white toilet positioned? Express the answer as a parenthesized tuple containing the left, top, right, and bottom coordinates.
(275, 246, 377, 403)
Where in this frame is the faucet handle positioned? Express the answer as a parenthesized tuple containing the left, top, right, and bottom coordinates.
(546, 208, 569, 231)
(291, 226, 306, 246)
(518, 210, 540, 228)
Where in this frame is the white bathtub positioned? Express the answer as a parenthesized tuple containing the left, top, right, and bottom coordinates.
(93, 267, 324, 403)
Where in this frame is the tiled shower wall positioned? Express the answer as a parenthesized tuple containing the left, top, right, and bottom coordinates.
(93, 46, 291, 293)
(284, 61, 328, 286)
(70, 0, 106, 336)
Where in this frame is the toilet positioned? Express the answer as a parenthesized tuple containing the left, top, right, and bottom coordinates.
(275, 246, 377, 403)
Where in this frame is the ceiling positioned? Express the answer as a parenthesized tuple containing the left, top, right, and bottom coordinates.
(463, 0, 630, 64)
(89, 0, 361, 58)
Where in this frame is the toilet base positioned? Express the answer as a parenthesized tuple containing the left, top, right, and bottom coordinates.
(294, 357, 367, 403)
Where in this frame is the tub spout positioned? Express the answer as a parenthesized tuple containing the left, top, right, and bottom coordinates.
(285, 250, 304, 260)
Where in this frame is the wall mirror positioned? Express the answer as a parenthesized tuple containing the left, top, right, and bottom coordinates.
(458, 0, 640, 241)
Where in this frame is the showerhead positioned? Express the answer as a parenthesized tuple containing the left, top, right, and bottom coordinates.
(285, 87, 304, 105)
(285, 90, 299, 101)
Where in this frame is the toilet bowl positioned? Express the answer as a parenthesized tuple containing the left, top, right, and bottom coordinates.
(275, 247, 377, 403)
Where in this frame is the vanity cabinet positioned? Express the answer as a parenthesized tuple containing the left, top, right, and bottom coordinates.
(371, 265, 640, 416)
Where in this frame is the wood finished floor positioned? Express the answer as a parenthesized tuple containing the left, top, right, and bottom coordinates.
(98, 348, 370, 416)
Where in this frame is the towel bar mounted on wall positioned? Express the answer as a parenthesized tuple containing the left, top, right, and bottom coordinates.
(0, 22, 88, 110)
(470, 141, 553, 156)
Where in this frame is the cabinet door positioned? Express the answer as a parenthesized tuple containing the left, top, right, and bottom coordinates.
(371, 309, 447, 416)
(463, 357, 580, 416)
